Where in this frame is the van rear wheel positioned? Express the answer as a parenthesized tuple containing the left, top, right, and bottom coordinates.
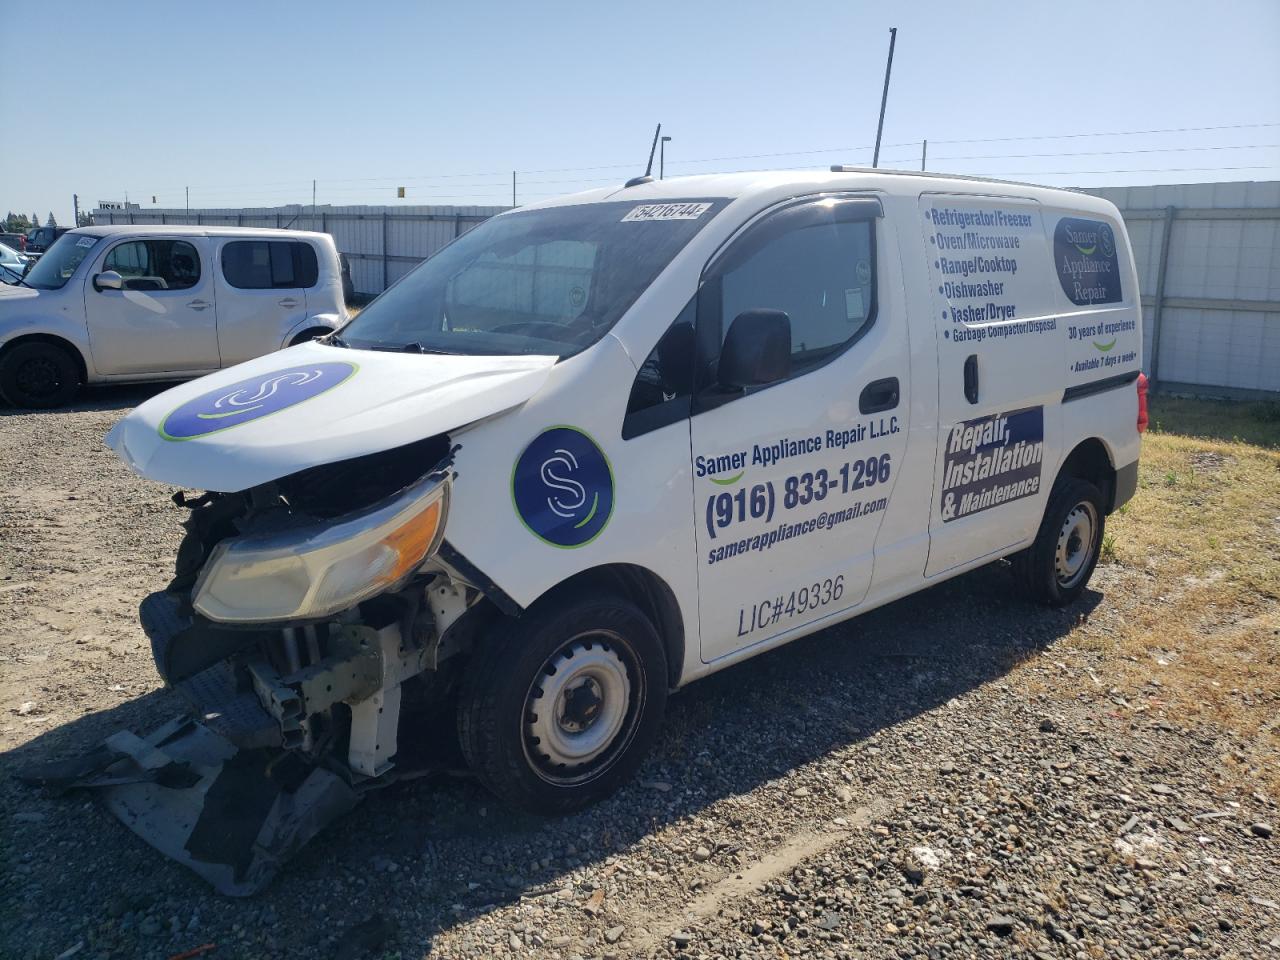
(1014, 476, 1105, 606)
(0, 341, 80, 409)
(457, 595, 667, 815)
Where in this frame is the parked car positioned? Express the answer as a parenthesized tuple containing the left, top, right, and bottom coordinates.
(0, 241, 32, 279)
(0, 225, 348, 407)
(25, 225, 70, 253)
(94, 168, 1145, 893)
(0, 231, 28, 252)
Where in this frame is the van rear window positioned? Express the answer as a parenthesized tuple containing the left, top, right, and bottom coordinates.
(222, 241, 319, 290)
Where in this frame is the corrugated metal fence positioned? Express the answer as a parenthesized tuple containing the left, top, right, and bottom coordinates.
(1081, 181, 1280, 399)
(96, 183, 1280, 399)
(91, 204, 510, 297)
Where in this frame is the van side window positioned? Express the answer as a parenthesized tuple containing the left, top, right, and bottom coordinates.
(718, 216, 875, 371)
(104, 239, 202, 291)
(623, 299, 696, 440)
(222, 241, 319, 290)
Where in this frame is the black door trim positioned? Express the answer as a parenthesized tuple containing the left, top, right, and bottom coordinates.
(1062, 370, 1139, 403)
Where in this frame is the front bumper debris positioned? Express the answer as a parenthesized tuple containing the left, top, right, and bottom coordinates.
(19, 717, 360, 896)
(21, 586, 457, 894)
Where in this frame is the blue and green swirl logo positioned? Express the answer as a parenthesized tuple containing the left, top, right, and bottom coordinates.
(511, 426, 614, 548)
(159, 361, 357, 440)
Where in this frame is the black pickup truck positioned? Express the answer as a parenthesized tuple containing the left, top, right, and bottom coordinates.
(25, 225, 71, 253)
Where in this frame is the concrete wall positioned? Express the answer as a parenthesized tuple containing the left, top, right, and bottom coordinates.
(1080, 181, 1280, 398)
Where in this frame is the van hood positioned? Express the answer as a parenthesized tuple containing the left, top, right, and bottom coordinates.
(106, 341, 558, 491)
(0, 282, 40, 303)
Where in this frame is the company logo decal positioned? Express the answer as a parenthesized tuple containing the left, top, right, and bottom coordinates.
(512, 426, 614, 548)
(940, 406, 1044, 523)
(159, 361, 357, 440)
(1054, 217, 1122, 306)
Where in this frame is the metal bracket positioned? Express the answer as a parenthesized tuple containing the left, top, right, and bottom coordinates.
(346, 622, 415, 777)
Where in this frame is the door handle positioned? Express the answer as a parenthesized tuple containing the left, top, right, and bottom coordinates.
(278, 297, 299, 308)
(859, 376, 899, 414)
(187, 299, 211, 311)
(963, 354, 979, 404)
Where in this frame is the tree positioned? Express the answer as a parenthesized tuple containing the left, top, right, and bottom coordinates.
(47, 212, 57, 228)
(32, 213, 40, 227)
(76, 210, 92, 227)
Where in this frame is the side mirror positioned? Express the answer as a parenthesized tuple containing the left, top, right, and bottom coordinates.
(94, 270, 124, 291)
(717, 309, 791, 390)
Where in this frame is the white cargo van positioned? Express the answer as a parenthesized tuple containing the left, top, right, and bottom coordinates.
(75, 169, 1144, 893)
(0, 225, 348, 408)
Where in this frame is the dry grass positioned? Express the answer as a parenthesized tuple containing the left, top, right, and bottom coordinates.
(1090, 395, 1280, 795)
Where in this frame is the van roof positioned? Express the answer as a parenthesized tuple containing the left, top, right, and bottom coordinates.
(72, 224, 332, 240)
(518, 167, 1116, 217)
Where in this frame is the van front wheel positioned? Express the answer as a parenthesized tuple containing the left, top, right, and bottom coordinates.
(1014, 476, 1105, 607)
(457, 595, 667, 815)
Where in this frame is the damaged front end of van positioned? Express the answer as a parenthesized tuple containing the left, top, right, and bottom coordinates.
(20, 344, 554, 896)
(21, 189, 734, 895)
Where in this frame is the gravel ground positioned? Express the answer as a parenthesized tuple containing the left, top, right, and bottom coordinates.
(1, 387, 1277, 960)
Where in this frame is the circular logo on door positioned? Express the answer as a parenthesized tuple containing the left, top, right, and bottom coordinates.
(512, 426, 614, 548)
(159, 361, 358, 441)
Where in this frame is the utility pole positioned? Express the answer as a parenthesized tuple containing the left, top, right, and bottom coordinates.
(312, 179, 317, 229)
(512, 171, 517, 207)
(660, 135, 672, 179)
(872, 27, 898, 168)
(73, 194, 80, 227)
(921, 140, 927, 172)
(185, 186, 190, 219)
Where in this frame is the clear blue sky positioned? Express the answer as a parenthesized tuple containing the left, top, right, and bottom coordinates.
(6, 0, 1279, 223)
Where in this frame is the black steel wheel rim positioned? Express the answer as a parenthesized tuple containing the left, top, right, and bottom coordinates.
(15, 357, 62, 399)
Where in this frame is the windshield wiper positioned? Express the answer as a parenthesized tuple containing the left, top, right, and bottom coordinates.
(322, 333, 350, 348)
(395, 341, 454, 355)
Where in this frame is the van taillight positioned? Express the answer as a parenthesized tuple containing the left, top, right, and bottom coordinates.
(1136, 373, 1149, 433)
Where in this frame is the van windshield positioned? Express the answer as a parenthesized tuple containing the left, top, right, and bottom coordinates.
(23, 233, 100, 290)
(339, 198, 727, 358)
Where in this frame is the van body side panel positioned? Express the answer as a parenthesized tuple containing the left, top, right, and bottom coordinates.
(689, 202, 911, 665)
(1041, 203, 1142, 394)
(920, 193, 1064, 577)
(842, 194, 937, 606)
(1042, 199, 1143, 487)
(443, 338, 703, 680)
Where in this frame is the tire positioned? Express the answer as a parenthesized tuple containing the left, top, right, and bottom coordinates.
(0, 341, 80, 409)
(457, 594, 668, 815)
(1014, 476, 1105, 607)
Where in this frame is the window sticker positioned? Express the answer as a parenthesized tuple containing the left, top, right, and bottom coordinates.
(844, 288, 866, 321)
(76, 236, 97, 248)
(1054, 217, 1121, 305)
(621, 202, 712, 223)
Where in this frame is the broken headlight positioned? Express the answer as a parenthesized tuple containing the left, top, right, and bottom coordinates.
(192, 475, 449, 624)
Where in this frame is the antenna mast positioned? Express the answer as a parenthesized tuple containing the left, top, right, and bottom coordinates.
(644, 124, 662, 177)
(872, 28, 897, 168)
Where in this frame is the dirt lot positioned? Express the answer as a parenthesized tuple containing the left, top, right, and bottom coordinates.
(1, 390, 1277, 960)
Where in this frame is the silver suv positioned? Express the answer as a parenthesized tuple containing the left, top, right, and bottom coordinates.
(0, 225, 349, 408)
